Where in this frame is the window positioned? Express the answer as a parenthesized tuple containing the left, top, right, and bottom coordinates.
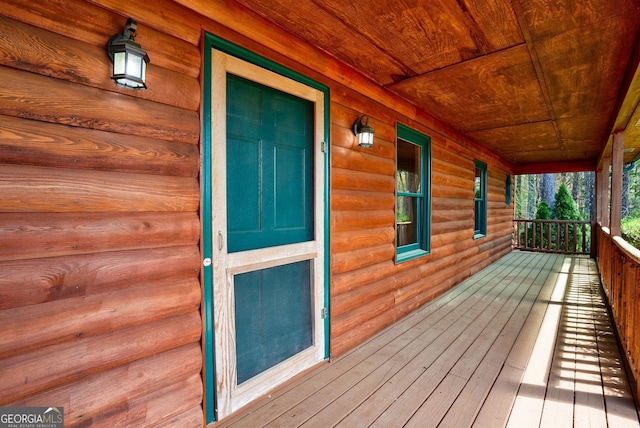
(474, 160, 487, 238)
(505, 174, 512, 206)
(396, 124, 431, 262)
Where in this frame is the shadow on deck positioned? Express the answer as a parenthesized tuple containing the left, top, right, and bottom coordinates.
(214, 252, 640, 427)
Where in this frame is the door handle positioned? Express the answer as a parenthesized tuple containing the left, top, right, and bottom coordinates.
(218, 231, 224, 251)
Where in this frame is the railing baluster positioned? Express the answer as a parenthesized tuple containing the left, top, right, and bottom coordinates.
(512, 219, 591, 255)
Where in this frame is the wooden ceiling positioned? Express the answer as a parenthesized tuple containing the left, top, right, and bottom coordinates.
(234, 0, 640, 172)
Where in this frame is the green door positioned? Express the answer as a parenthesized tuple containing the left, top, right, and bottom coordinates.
(226, 75, 314, 253)
(226, 75, 314, 383)
(208, 48, 326, 418)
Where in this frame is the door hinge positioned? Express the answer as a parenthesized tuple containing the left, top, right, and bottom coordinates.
(321, 141, 328, 153)
(321, 308, 328, 319)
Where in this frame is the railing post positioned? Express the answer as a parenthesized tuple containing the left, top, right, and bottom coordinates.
(600, 158, 611, 229)
(611, 132, 623, 237)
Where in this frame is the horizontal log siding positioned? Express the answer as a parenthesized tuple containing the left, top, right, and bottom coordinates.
(330, 96, 513, 355)
(0, 0, 514, 424)
(0, 3, 202, 427)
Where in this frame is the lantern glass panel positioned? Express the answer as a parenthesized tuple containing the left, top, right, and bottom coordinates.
(113, 51, 126, 75)
(359, 131, 374, 147)
(127, 53, 143, 79)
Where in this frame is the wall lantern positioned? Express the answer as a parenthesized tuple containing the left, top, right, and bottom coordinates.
(107, 18, 150, 89)
(353, 115, 375, 148)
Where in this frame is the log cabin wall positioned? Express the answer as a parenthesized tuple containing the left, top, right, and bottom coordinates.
(0, 0, 513, 425)
(0, 1, 204, 426)
(329, 91, 514, 355)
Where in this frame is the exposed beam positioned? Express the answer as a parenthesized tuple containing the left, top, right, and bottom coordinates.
(510, 0, 566, 161)
(513, 160, 595, 175)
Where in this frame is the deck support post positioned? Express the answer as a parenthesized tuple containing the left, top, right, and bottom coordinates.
(597, 157, 611, 229)
(610, 132, 624, 237)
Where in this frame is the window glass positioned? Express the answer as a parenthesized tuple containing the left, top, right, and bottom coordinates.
(397, 141, 421, 193)
(397, 195, 418, 246)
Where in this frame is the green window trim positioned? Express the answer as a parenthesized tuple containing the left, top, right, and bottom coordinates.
(474, 159, 487, 239)
(505, 174, 512, 206)
(396, 123, 431, 263)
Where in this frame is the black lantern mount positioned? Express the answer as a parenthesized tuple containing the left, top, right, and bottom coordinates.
(353, 115, 375, 148)
(107, 18, 150, 89)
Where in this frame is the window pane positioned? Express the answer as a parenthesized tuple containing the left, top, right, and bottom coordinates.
(397, 196, 418, 246)
(474, 200, 482, 232)
(397, 139, 421, 193)
(474, 167, 482, 199)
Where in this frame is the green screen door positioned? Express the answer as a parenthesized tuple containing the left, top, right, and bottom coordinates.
(227, 75, 314, 384)
(209, 49, 326, 418)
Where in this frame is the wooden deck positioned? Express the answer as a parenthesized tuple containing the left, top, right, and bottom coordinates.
(214, 252, 640, 427)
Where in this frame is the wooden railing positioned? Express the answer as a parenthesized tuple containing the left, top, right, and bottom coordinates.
(597, 225, 640, 403)
(513, 219, 593, 255)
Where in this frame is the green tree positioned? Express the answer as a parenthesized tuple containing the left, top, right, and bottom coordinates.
(532, 200, 551, 248)
(536, 200, 551, 220)
(624, 161, 640, 219)
(553, 183, 583, 251)
(553, 183, 580, 220)
(622, 218, 640, 249)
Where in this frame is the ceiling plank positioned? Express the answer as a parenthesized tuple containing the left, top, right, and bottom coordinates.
(521, 0, 639, 41)
(308, 0, 523, 78)
(388, 45, 549, 132)
(196, 0, 639, 169)
(232, 0, 411, 84)
(535, 16, 639, 120)
(468, 121, 559, 155)
(511, 0, 566, 161)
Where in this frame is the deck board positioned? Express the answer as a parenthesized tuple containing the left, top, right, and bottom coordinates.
(385, 254, 553, 427)
(339, 253, 541, 427)
(472, 254, 562, 427)
(433, 256, 561, 427)
(213, 252, 640, 428)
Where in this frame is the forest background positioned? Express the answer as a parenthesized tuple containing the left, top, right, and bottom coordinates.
(514, 161, 640, 248)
